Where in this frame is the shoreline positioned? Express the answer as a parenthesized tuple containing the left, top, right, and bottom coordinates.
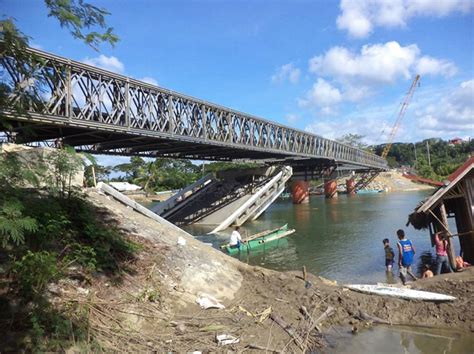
(62, 189, 474, 350)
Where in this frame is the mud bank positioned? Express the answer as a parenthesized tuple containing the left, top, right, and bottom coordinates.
(39, 189, 474, 351)
(369, 170, 434, 192)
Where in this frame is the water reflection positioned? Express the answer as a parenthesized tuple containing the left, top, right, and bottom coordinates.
(329, 325, 473, 354)
(385, 270, 397, 284)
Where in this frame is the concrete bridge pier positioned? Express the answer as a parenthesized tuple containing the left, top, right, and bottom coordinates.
(324, 179, 338, 198)
(291, 180, 310, 204)
(346, 178, 356, 195)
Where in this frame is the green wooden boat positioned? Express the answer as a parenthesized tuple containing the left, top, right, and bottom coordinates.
(222, 224, 295, 255)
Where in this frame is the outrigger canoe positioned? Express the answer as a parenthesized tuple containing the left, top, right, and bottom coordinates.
(346, 284, 456, 302)
(221, 224, 296, 255)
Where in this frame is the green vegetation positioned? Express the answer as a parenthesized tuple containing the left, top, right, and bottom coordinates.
(44, 0, 118, 49)
(1, 0, 118, 130)
(96, 156, 261, 193)
(0, 2, 125, 350)
(336, 134, 471, 181)
(0, 148, 138, 351)
(373, 138, 473, 180)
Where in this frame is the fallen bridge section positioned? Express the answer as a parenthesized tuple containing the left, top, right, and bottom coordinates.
(151, 166, 292, 233)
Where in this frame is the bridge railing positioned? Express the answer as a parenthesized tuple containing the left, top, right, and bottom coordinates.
(0, 47, 387, 170)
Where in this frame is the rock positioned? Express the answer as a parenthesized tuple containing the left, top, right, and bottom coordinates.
(47, 283, 62, 295)
(176, 322, 187, 334)
(77, 287, 90, 296)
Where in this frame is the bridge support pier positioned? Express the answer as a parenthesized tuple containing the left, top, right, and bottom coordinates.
(291, 180, 310, 204)
(346, 178, 356, 195)
(324, 179, 338, 199)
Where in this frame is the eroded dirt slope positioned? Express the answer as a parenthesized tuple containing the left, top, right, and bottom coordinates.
(47, 189, 473, 352)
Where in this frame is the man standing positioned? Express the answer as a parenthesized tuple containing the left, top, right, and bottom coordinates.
(229, 226, 243, 249)
(434, 232, 453, 275)
(396, 229, 417, 285)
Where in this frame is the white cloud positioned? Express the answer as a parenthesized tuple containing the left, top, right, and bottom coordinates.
(271, 63, 301, 84)
(337, 0, 473, 38)
(414, 79, 474, 137)
(304, 79, 474, 144)
(303, 41, 456, 110)
(305, 114, 394, 144)
(140, 77, 159, 86)
(415, 56, 457, 77)
(309, 41, 419, 84)
(83, 55, 125, 73)
(299, 78, 341, 110)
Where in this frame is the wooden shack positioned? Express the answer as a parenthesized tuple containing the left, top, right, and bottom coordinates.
(407, 157, 474, 267)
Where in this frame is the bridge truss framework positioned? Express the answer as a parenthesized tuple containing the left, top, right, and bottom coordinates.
(1, 47, 387, 171)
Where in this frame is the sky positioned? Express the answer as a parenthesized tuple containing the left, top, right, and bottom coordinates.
(2, 0, 473, 166)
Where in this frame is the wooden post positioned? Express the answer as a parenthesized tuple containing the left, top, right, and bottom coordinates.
(91, 165, 97, 187)
(439, 203, 457, 269)
(302, 266, 307, 281)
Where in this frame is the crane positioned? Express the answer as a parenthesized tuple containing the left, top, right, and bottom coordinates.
(381, 74, 421, 159)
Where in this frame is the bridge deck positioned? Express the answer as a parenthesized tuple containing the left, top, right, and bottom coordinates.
(1, 47, 387, 170)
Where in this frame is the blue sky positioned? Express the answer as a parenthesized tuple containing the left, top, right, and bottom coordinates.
(2, 0, 473, 165)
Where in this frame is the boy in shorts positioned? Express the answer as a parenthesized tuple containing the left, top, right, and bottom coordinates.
(383, 238, 395, 272)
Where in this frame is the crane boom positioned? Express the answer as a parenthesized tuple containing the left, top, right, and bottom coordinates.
(381, 74, 420, 159)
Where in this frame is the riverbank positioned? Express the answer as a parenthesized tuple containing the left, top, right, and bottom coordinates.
(366, 170, 435, 192)
(20, 188, 470, 352)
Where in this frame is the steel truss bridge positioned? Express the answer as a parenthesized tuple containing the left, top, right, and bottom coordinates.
(0, 47, 387, 172)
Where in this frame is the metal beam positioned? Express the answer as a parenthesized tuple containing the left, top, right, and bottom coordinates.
(0, 47, 388, 171)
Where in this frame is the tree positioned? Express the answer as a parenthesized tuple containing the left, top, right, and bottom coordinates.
(373, 138, 472, 180)
(0, 0, 119, 275)
(337, 134, 368, 150)
(1, 1, 118, 128)
(0, 3, 127, 351)
(44, 0, 118, 50)
(1, 0, 118, 52)
(113, 156, 147, 181)
(84, 163, 111, 186)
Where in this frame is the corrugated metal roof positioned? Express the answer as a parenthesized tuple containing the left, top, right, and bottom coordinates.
(417, 156, 473, 213)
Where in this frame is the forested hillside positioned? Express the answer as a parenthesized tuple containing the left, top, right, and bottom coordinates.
(373, 138, 473, 180)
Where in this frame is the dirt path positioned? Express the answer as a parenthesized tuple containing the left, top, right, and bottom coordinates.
(52, 189, 473, 352)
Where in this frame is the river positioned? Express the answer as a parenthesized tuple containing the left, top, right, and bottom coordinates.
(186, 190, 449, 284)
(181, 191, 473, 352)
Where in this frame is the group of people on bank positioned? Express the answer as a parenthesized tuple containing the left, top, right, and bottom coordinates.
(383, 229, 467, 285)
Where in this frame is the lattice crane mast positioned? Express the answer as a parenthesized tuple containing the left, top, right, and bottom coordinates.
(381, 74, 421, 159)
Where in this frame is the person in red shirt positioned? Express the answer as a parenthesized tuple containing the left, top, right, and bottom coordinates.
(434, 232, 453, 275)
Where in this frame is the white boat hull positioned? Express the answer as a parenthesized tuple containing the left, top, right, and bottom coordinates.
(346, 284, 456, 302)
